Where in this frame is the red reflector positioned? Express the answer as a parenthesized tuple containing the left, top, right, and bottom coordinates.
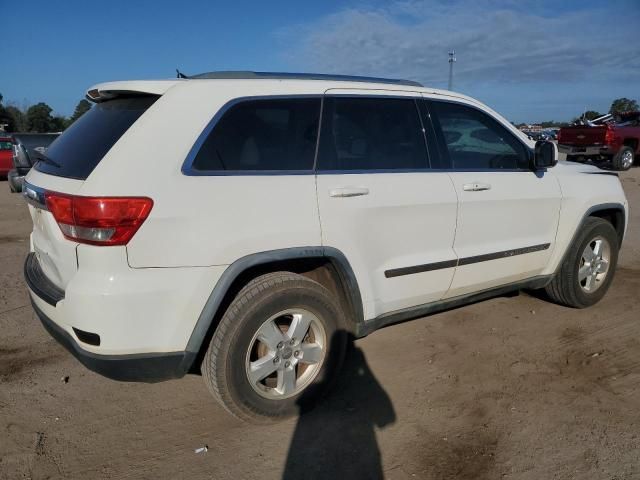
(44, 192, 153, 246)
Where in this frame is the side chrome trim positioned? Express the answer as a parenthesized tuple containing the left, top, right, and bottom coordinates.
(22, 181, 48, 210)
(384, 243, 550, 278)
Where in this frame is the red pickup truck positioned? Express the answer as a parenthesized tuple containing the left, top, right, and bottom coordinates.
(557, 112, 640, 170)
(0, 136, 13, 178)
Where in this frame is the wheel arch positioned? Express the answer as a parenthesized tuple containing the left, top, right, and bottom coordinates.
(622, 138, 639, 153)
(184, 247, 364, 372)
(554, 202, 626, 277)
(585, 203, 626, 247)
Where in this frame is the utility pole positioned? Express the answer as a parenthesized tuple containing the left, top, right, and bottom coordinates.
(448, 50, 456, 91)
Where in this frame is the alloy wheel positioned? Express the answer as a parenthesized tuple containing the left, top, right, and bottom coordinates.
(245, 309, 326, 399)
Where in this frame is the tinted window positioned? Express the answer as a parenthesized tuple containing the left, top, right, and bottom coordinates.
(192, 98, 321, 171)
(317, 97, 428, 171)
(431, 101, 527, 170)
(0, 141, 12, 150)
(35, 96, 157, 179)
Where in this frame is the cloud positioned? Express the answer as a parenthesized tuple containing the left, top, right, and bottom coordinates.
(279, 0, 640, 90)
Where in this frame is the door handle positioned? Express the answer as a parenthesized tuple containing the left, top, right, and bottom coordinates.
(462, 182, 492, 192)
(329, 187, 370, 198)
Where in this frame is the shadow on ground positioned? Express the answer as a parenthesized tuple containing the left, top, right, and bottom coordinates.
(282, 337, 395, 480)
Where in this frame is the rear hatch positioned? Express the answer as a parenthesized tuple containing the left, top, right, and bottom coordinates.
(25, 95, 159, 290)
(558, 125, 607, 146)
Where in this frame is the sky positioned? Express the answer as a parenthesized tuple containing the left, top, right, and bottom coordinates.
(1, 0, 638, 123)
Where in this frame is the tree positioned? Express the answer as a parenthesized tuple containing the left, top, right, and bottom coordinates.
(5, 106, 27, 132)
(609, 98, 639, 114)
(0, 93, 21, 132)
(67, 99, 91, 126)
(51, 116, 68, 132)
(26, 102, 55, 132)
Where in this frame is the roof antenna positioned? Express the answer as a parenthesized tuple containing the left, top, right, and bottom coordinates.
(176, 69, 188, 79)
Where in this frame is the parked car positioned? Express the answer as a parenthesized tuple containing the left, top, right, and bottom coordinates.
(0, 135, 12, 178)
(558, 112, 640, 170)
(8, 133, 59, 192)
(22, 72, 628, 422)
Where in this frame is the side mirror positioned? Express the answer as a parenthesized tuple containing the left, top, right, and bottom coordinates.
(533, 140, 558, 169)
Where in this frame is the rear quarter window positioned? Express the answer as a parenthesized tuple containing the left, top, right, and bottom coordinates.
(35, 96, 157, 179)
(190, 98, 321, 172)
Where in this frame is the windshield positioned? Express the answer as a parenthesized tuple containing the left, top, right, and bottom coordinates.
(34, 96, 158, 179)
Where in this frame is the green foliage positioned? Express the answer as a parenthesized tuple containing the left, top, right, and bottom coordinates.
(4, 106, 27, 132)
(609, 98, 639, 114)
(26, 102, 56, 132)
(68, 99, 92, 126)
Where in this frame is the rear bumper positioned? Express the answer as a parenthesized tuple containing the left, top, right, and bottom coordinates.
(558, 144, 612, 157)
(30, 298, 195, 382)
(23, 251, 225, 382)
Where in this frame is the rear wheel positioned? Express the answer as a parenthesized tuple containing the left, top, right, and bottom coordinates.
(545, 217, 619, 308)
(612, 146, 634, 171)
(201, 271, 348, 423)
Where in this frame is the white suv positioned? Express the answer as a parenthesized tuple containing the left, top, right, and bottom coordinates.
(23, 72, 628, 422)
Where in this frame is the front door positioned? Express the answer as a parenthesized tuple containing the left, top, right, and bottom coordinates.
(426, 98, 562, 298)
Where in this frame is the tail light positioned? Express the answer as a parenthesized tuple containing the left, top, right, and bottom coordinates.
(604, 126, 615, 145)
(556, 129, 563, 143)
(44, 192, 153, 246)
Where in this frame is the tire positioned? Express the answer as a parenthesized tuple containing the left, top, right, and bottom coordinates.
(201, 271, 348, 423)
(545, 217, 619, 308)
(612, 146, 634, 171)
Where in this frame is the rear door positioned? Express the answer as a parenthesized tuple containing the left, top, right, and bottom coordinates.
(426, 99, 561, 298)
(315, 91, 459, 319)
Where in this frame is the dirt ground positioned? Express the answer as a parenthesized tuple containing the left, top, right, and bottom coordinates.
(1, 168, 639, 480)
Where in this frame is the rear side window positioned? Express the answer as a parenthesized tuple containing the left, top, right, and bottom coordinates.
(317, 97, 428, 171)
(35, 96, 157, 179)
(430, 101, 528, 170)
(191, 98, 321, 172)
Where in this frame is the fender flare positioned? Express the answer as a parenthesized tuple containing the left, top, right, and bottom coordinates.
(554, 202, 626, 276)
(184, 246, 364, 357)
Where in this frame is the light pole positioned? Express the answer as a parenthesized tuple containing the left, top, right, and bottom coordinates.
(448, 50, 456, 91)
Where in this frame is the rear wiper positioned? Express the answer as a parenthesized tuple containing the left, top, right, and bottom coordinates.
(34, 151, 62, 168)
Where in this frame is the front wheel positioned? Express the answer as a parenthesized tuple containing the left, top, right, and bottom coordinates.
(545, 217, 619, 308)
(201, 271, 348, 423)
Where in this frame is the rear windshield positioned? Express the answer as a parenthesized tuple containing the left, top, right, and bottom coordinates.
(34, 96, 158, 179)
(0, 140, 11, 150)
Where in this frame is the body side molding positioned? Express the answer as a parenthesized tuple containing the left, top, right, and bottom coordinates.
(385, 243, 550, 278)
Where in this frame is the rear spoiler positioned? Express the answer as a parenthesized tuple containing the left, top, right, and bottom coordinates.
(86, 80, 180, 103)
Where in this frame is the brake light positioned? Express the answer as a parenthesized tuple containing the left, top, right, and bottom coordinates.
(605, 126, 615, 145)
(44, 192, 153, 246)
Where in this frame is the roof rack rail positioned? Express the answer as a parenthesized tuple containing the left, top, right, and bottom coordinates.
(182, 71, 424, 87)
